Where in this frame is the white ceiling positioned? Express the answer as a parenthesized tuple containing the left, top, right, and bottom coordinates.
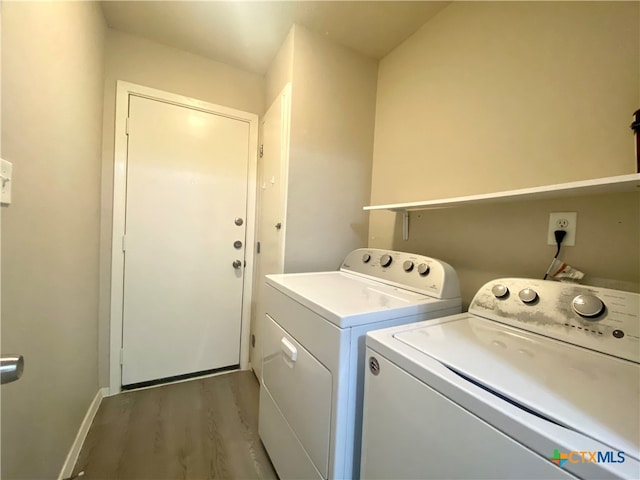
(100, 1, 450, 74)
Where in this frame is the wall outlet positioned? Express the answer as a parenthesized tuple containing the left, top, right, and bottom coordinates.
(547, 212, 577, 246)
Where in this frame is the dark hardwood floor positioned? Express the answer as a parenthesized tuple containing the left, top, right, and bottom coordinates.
(72, 370, 278, 480)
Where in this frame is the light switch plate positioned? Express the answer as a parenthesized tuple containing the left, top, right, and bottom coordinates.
(1, 158, 13, 206)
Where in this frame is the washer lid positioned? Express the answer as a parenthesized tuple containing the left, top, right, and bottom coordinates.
(394, 316, 640, 460)
(266, 271, 459, 328)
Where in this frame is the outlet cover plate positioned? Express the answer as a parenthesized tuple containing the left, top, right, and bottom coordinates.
(547, 212, 577, 246)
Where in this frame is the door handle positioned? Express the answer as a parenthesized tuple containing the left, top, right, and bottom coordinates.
(232, 260, 242, 269)
(1, 355, 24, 384)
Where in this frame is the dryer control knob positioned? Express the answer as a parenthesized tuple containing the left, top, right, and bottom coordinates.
(417, 263, 430, 276)
(403, 260, 414, 272)
(572, 295, 605, 319)
(380, 254, 392, 268)
(492, 284, 509, 298)
(518, 288, 538, 304)
(362, 254, 371, 263)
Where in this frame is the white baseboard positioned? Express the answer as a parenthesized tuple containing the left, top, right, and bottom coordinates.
(58, 387, 108, 480)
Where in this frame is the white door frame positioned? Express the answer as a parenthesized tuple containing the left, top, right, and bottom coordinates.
(109, 81, 258, 395)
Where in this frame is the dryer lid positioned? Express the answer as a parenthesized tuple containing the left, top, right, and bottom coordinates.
(394, 316, 640, 460)
(266, 271, 459, 328)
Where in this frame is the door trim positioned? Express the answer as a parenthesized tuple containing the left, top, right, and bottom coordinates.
(109, 81, 258, 395)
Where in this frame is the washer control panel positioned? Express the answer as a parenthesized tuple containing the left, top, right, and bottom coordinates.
(340, 248, 460, 299)
(470, 278, 640, 363)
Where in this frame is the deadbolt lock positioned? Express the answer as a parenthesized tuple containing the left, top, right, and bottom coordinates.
(234, 217, 244, 226)
(234, 240, 243, 249)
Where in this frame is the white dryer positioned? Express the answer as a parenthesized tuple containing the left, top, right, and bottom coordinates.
(258, 248, 461, 480)
(361, 278, 640, 479)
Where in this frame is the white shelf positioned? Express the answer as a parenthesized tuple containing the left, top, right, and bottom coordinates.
(364, 174, 640, 213)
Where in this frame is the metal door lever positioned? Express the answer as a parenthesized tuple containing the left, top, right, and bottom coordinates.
(1, 355, 24, 384)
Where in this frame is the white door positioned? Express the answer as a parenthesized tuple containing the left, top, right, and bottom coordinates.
(251, 85, 290, 378)
(121, 94, 250, 386)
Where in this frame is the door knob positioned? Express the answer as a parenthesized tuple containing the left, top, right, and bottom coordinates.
(232, 260, 242, 269)
(233, 240, 243, 249)
(234, 217, 244, 226)
(1, 355, 24, 384)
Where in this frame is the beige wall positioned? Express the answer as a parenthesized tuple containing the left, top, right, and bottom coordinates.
(265, 28, 294, 110)
(390, 193, 639, 308)
(284, 25, 378, 272)
(1, 2, 106, 478)
(98, 29, 265, 386)
(369, 1, 640, 305)
(371, 1, 638, 206)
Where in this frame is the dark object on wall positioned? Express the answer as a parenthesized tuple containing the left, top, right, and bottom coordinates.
(631, 109, 640, 172)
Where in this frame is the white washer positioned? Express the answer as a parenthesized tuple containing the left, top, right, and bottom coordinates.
(361, 278, 640, 480)
(258, 248, 461, 480)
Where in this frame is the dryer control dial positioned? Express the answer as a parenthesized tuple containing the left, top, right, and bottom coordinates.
(380, 254, 393, 268)
(518, 288, 538, 304)
(403, 261, 414, 272)
(572, 294, 605, 319)
(362, 254, 371, 263)
(417, 263, 430, 276)
(491, 284, 509, 298)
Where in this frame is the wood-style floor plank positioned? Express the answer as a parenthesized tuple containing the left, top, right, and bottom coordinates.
(72, 371, 277, 480)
